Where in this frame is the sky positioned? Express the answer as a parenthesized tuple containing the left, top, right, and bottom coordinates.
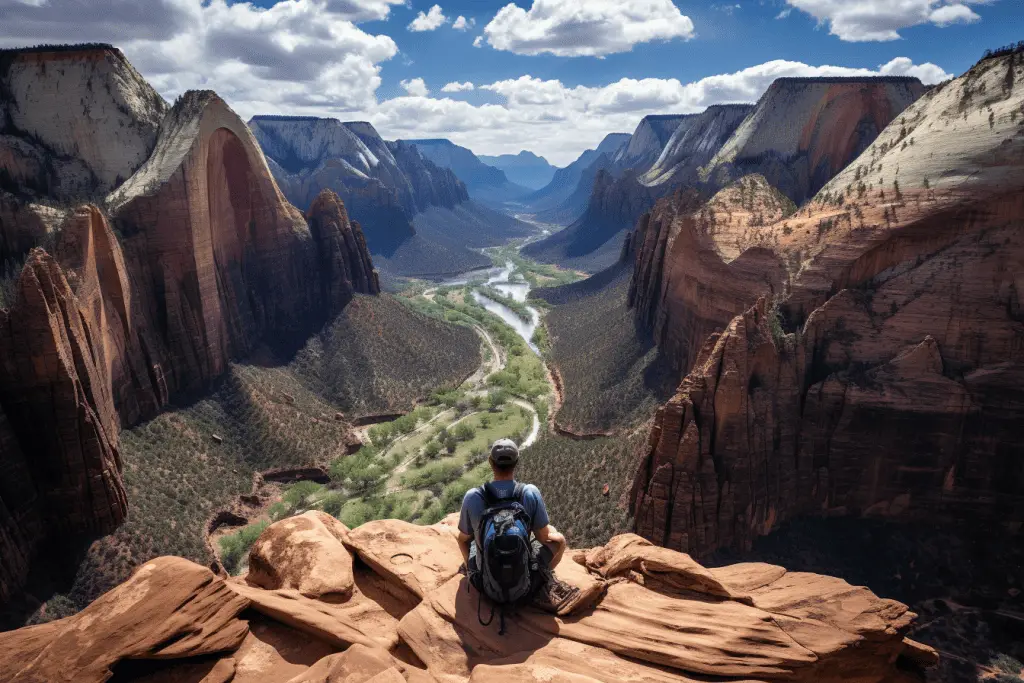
(1, 0, 1019, 166)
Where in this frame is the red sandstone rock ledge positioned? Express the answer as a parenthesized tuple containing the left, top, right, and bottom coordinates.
(0, 511, 937, 682)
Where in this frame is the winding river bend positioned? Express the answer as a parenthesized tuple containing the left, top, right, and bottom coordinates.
(440, 260, 543, 355)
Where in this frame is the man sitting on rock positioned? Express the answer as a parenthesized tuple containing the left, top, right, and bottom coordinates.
(457, 438, 571, 630)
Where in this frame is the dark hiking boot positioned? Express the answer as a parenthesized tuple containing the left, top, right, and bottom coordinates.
(532, 565, 581, 615)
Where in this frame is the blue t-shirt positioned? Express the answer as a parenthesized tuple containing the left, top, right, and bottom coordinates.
(458, 480, 550, 543)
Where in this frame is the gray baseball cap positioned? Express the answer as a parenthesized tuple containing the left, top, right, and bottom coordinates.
(489, 438, 519, 467)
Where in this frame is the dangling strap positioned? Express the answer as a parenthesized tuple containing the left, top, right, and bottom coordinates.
(477, 589, 495, 627)
(498, 605, 507, 636)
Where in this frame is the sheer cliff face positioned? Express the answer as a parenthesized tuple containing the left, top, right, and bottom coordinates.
(631, 53, 1024, 557)
(0, 46, 168, 199)
(387, 140, 468, 211)
(628, 176, 794, 375)
(641, 105, 754, 187)
(612, 115, 690, 174)
(0, 59, 378, 605)
(703, 77, 926, 203)
(249, 116, 413, 211)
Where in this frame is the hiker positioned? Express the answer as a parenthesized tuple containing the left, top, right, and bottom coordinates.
(457, 438, 567, 633)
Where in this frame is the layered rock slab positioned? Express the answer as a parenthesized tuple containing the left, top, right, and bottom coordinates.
(0, 557, 249, 683)
(0, 519, 934, 683)
(246, 510, 355, 601)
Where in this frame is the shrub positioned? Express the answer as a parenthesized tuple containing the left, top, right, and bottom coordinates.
(267, 502, 289, 522)
(339, 500, 376, 528)
(452, 423, 476, 442)
(320, 492, 346, 516)
(219, 520, 270, 574)
(283, 480, 324, 509)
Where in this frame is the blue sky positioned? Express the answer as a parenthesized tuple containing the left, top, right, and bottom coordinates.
(357, 0, 1021, 103)
(2, 0, 1019, 164)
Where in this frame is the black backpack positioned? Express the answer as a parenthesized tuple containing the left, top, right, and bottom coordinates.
(473, 482, 538, 633)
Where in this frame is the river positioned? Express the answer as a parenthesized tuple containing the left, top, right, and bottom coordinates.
(439, 260, 543, 355)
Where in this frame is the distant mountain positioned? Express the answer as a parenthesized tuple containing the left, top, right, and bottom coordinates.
(701, 77, 926, 203)
(522, 168, 664, 272)
(640, 105, 754, 187)
(477, 151, 557, 190)
(611, 115, 690, 174)
(403, 138, 532, 206)
(250, 117, 532, 277)
(525, 132, 631, 224)
(523, 117, 692, 270)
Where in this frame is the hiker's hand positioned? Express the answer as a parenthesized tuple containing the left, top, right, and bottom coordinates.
(467, 568, 483, 592)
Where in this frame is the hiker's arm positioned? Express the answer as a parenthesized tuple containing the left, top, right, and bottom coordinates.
(457, 531, 473, 569)
(533, 524, 566, 568)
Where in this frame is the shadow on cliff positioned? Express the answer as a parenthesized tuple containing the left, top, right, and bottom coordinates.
(0, 534, 99, 630)
(707, 516, 1024, 683)
(450, 574, 559, 664)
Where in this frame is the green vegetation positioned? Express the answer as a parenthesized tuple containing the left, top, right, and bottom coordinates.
(531, 322, 551, 355)
(486, 244, 585, 290)
(291, 294, 480, 417)
(477, 285, 533, 323)
(219, 520, 270, 574)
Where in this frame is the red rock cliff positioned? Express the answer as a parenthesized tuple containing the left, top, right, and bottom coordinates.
(632, 52, 1024, 556)
(0, 88, 379, 604)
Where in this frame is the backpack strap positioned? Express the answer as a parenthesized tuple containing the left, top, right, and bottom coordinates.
(481, 481, 526, 506)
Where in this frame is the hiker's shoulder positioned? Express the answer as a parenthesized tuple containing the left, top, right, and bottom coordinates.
(461, 485, 485, 505)
(519, 482, 544, 499)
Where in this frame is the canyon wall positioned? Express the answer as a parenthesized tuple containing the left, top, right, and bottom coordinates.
(611, 114, 690, 174)
(703, 77, 926, 203)
(628, 176, 794, 375)
(526, 104, 753, 271)
(0, 45, 167, 200)
(0, 48, 379, 605)
(641, 104, 755, 187)
(631, 52, 1024, 556)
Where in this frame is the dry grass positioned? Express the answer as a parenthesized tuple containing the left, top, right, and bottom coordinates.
(544, 270, 675, 432)
(291, 294, 480, 417)
(515, 430, 643, 549)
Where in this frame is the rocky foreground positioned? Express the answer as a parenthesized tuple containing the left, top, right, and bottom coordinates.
(0, 510, 936, 682)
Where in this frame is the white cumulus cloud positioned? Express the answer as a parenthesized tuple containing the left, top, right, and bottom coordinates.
(441, 81, 475, 92)
(0, 0, 399, 116)
(408, 4, 448, 32)
(483, 0, 696, 57)
(400, 77, 430, 97)
(0, 1, 956, 166)
(374, 57, 950, 165)
(785, 0, 987, 41)
(452, 15, 475, 30)
(473, 35, 484, 47)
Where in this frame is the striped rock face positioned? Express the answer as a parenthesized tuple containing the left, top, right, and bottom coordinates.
(0, 48, 378, 608)
(631, 52, 1024, 559)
